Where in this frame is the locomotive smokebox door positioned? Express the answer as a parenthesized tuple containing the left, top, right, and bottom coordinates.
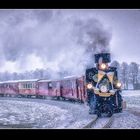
(95, 53, 111, 64)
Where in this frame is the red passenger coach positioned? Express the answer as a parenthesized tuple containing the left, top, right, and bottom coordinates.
(76, 76, 86, 102)
(37, 79, 61, 99)
(0, 82, 5, 96)
(61, 76, 86, 102)
(0, 75, 87, 103)
(0, 81, 19, 97)
(18, 79, 39, 97)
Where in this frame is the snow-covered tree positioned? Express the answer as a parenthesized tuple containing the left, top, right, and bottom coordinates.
(120, 62, 129, 89)
(129, 62, 139, 89)
(13, 72, 19, 80)
(110, 60, 121, 79)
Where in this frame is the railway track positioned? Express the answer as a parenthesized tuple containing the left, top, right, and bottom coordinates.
(102, 115, 114, 128)
(83, 115, 98, 128)
(83, 115, 114, 129)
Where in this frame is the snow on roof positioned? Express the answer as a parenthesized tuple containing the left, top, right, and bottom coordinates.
(64, 75, 84, 79)
(0, 80, 19, 84)
(0, 75, 85, 84)
(17, 79, 40, 82)
(0, 79, 40, 84)
(38, 79, 51, 82)
(38, 78, 61, 82)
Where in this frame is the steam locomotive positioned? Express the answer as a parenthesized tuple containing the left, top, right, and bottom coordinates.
(86, 53, 123, 117)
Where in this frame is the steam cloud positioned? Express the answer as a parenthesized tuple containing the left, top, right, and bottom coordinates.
(0, 10, 112, 78)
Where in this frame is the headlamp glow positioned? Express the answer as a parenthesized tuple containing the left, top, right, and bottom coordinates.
(100, 63, 107, 70)
(87, 83, 93, 89)
(116, 82, 122, 88)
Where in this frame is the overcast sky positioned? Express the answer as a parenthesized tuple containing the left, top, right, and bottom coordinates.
(92, 9, 140, 64)
(0, 9, 140, 73)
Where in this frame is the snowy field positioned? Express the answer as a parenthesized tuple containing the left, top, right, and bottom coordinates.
(0, 97, 96, 129)
(111, 110, 140, 128)
(122, 90, 140, 108)
(110, 90, 140, 129)
(0, 90, 140, 129)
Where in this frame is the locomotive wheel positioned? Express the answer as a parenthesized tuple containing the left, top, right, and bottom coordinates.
(106, 110, 113, 117)
(57, 97, 60, 100)
(117, 108, 122, 113)
(107, 105, 113, 117)
(96, 111, 101, 117)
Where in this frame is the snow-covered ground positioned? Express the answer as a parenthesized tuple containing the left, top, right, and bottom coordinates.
(0, 97, 96, 128)
(0, 90, 140, 129)
(110, 90, 140, 129)
(111, 110, 140, 128)
(122, 90, 140, 108)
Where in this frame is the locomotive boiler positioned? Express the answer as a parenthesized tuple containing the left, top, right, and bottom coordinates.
(86, 53, 123, 117)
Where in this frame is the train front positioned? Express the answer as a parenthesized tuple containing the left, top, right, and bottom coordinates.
(86, 53, 123, 117)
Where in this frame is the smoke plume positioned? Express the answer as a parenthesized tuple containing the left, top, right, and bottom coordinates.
(0, 10, 112, 79)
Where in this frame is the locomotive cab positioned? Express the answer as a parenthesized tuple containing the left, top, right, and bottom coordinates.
(86, 53, 123, 117)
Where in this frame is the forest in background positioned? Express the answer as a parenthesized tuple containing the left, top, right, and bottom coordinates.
(0, 60, 139, 90)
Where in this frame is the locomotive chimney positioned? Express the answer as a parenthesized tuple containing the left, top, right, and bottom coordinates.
(94, 53, 111, 64)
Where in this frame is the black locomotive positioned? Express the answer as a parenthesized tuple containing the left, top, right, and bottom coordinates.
(86, 53, 123, 117)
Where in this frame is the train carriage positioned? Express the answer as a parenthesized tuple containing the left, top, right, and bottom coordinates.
(76, 76, 86, 102)
(61, 76, 86, 102)
(18, 79, 39, 97)
(0, 82, 5, 96)
(37, 79, 61, 99)
(0, 81, 19, 97)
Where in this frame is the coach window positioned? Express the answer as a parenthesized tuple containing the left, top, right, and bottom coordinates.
(23, 84, 25, 89)
(30, 84, 32, 89)
(48, 82, 52, 89)
(6, 84, 9, 88)
(31, 83, 33, 89)
(28, 84, 30, 89)
(56, 82, 59, 88)
(32, 83, 35, 88)
(29, 83, 31, 89)
(25, 84, 27, 89)
(27, 84, 29, 89)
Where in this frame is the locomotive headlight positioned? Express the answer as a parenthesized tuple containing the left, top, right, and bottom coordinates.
(116, 82, 122, 88)
(100, 63, 107, 70)
(100, 85, 108, 93)
(87, 83, 93, 89)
